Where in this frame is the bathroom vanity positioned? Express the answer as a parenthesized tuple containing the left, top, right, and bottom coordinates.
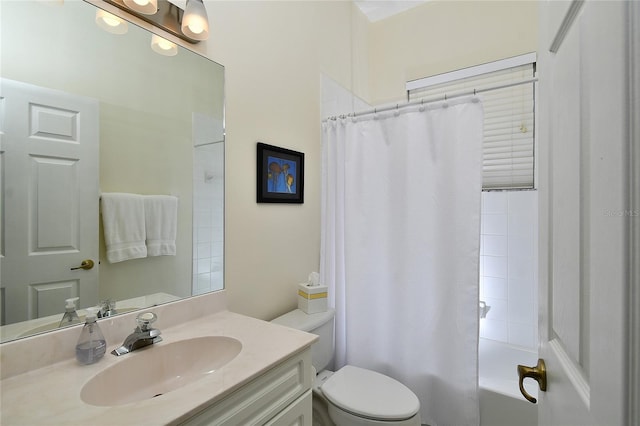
(182, 349, 312, 425)
(0, 291, 316, 425)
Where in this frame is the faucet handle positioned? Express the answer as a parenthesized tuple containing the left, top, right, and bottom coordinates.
(100, 299, 114, 309)
(136, 312, 158, 331)
(97, 299, 116, 318)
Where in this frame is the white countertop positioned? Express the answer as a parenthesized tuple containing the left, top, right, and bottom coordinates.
(0, 309, 316, 426)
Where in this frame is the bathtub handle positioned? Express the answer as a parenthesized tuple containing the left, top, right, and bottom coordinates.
(517, 358, 547, 404)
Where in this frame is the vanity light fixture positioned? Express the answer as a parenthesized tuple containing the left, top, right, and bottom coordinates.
(123, 0, 158, 15)
(181, 0, 209, 41)
(95, 9, 129, 34)
(102, 0, 209, 43)
(151, 34, 178, 56)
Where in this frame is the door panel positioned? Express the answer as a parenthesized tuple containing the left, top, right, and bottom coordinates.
(549, 18, 582, 366)
(0, 79, 99, 324)
(29, 280, 80, 318)
(30, 155, 80, 252)
(538, 1, 630, 424)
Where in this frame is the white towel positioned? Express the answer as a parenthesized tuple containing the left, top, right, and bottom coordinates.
(144, 195, 178, 256)
(101, 193, 147, 263)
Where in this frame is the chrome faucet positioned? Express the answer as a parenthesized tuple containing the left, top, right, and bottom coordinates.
(111, 312, 162, 356)
(97, 299, 117, 318)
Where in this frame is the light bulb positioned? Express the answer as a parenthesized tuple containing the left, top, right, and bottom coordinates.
(123, 0, 158, 15)
(103, 16, 121, 27)
(158, 40, 172, 50)
(151, 34, 178, 56)
(95, 9, 128, 35)
(187, 18, 206, 35)
(181, 0, 209, 41)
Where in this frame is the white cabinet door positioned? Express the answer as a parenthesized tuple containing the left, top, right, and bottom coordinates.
(265, 390, 312, 426)
(537, 1, 636, 424)
(0, 79, 99, 324)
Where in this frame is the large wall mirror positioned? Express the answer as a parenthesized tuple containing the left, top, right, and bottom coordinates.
(0, 0, 225, 342)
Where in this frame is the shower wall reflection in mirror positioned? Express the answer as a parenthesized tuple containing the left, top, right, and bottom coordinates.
(0, 0, 225, 342)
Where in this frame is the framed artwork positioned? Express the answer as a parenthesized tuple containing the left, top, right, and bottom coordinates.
(257, 142, 304, 204)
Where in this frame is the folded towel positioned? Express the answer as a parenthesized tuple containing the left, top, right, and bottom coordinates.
(144, 195, 178, 256)
(101, 193, 147, 263)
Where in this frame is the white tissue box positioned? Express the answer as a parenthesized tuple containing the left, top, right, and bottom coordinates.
(298, 283, 328, 314)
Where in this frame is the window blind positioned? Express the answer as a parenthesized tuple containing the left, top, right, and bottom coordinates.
(408, 63, 536, 190)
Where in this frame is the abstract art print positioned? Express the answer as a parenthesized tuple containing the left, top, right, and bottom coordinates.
(257, 142, 304, 203)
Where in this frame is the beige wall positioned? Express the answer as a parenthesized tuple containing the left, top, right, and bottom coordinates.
(204, 1, 369, 320)
(202, 0, 537, 321)
(368, 0, 538, 104)
(3, 1, 538, 323)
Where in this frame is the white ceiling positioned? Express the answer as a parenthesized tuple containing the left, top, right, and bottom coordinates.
(354, 0, 430, 22)
(190, 1, 427, 24)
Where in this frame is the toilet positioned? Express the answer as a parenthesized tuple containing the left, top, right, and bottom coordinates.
(271, 308, 421, 426)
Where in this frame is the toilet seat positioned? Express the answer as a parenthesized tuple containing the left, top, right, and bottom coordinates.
(320, 365, 420, 421)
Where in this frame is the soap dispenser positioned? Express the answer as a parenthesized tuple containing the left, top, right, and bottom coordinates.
(75, 307, 106, 365)
(59, 297, 81, 327)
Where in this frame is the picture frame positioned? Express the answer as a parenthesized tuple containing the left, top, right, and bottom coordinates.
(257, 142, 305, 204)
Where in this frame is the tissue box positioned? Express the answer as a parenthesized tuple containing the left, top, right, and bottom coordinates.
(298, 283, 328, 314)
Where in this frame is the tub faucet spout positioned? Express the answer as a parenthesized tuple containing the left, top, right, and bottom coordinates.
(479, 301, 491, 319)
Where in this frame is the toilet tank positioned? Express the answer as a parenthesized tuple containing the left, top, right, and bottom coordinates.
(271, 308, 335, 372)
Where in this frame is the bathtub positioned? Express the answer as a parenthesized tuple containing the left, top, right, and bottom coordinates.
(479, 338, 538, 426)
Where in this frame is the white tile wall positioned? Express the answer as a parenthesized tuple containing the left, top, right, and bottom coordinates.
(480, 191, 538, 349)
(192, 142, 224, 295)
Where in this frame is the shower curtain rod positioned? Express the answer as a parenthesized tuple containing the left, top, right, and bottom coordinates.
(323, 77, 538, 122)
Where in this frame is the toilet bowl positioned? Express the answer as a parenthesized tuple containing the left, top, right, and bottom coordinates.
(312, 372, 335, 426)
(272, 308, 421, 426)
(321, 365, 420, 426)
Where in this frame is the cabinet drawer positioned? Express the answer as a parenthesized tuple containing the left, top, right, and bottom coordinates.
(181, 349, 312, 426)
(265, 390, 312, 426)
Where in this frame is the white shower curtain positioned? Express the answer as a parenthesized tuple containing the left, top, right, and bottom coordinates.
(321, 98, 483, 426)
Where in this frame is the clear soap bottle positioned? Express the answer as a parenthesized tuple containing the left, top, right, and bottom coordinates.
(59, 297, 81, 327)
(75, 307, 106, 365)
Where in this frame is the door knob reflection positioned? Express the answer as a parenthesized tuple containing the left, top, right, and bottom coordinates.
(70, 259, 95, 271)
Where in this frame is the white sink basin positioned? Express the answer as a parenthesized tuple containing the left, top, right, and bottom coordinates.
(81, 336, 242, 406)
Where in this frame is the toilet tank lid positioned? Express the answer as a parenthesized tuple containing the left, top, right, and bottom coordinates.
(321, 365, 420, 421)
(271, 308, 335, 332)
